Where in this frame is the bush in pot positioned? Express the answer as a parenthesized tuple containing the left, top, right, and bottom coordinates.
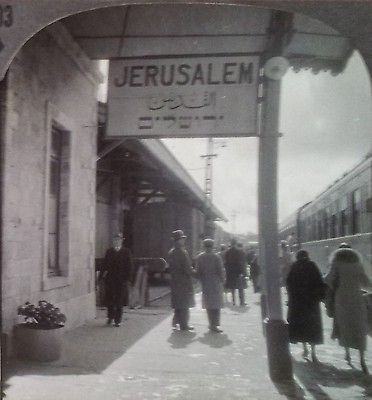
(15, 300, 66, 362)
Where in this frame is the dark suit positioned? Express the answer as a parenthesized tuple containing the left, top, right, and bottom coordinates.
(100, 246, 134, 324)
(224, 246, 247, 305)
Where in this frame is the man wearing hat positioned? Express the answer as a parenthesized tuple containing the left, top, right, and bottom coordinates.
(167, 230, 195, 331)
(99, 233, 134, 327)
(195, 238, 226, 333)
(224, 238, 248, 306)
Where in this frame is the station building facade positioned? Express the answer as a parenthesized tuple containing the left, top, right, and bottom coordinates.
(1, 19, 225, 353)
(1, 22, 100, 341)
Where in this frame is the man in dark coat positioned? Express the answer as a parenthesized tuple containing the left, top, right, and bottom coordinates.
(286, 249, 325, 362)
(167, 230, 195, 331)
(224, 239, 247, 306)
(249, 253, 261, 293)
(99, 233, 134, 327)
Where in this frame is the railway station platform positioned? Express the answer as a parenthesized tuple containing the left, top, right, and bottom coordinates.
(3, 288, 372, 400)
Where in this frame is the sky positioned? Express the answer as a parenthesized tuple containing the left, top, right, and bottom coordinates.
(161, 51, 372, 234)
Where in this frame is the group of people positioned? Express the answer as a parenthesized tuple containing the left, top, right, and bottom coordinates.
(97, 230, 371, 375)
(286, 244, 371, 374)
(168, 230, 252, 333)
(97, 230, 251, 333)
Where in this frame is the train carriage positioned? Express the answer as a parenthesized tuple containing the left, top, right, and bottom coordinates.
(279, 153, 372, 275)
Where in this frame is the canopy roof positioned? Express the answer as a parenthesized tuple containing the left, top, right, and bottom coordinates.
(63, 4, 352, 75)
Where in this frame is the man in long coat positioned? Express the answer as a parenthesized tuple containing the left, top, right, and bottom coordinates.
(195, 238, 226, 333)
(224, 239, 247, 306)
(99, 233, 134, 327)
(167, 230, 195, 331)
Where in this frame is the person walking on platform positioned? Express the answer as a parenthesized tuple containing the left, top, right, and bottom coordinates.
(218, 244, 227, 263)
(224, 239, 248, 306)
(167, 230, 196, 331)
(218, 244, 228, 302)
(280, 241, 293, 287)
(324, 245, 372, 374)
(286, 250, 325, 363)
(195, 238, 226, 333)
(249, 252, 261, 293)
(99, 233, 134, 327)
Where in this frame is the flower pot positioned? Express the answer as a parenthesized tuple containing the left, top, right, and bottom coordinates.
(14, 324, 64, 362)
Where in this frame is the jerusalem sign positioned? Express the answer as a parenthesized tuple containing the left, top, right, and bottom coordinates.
(106, 56, 259, 138)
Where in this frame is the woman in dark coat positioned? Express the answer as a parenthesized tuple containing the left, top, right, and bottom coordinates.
(99, 233, 134, 327)
(286, 250, 325, 362)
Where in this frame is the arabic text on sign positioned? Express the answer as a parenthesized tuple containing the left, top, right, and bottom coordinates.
(114, 62, 254, 88)
(147, 91, 216, 111)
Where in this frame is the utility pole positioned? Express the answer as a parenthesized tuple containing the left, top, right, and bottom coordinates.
(200, 138, 226, 238)
(201, 138, 218, 203)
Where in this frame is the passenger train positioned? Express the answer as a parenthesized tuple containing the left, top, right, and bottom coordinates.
(279, 152, 372, 274)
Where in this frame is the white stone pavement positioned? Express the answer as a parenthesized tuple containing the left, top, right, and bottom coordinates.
(3, 287, 372, 400)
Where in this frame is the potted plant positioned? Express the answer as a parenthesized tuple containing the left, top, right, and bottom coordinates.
(14, 300, 66, 362)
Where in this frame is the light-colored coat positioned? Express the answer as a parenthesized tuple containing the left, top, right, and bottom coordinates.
(196, 251, 226, 309)
(324, 249, 371, 351)
(168, 246, 195, 309)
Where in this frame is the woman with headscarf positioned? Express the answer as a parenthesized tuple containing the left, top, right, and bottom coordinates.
(325, 246, 371, 374)
(286, 250, 325, 362)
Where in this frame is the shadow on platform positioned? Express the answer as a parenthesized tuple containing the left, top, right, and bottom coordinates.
(197, 331, 233, 348)
(225, 303, 250, 313)
(292, 359, 372, 400)
(3, 303, 173, 380)
(274, 380, 308, 400)
(167, 330, 197, 349)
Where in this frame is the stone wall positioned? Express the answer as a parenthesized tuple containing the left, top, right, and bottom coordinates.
(1, 22, 100, 345)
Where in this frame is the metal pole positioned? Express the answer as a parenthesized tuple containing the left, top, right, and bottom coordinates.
(258, 74, 293, 381)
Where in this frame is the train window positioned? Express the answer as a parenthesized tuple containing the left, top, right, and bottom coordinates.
(367, 197, 372, 213)
(324, 208, 330, 239)
(330, 201, 338, 238)
(305, 217, 310, 242)
(317, 211, 323, 240)
(330, 214, 337, 238)
(351, 189, 361, 234)
(339, 195, 348, 237)
(312, 215, 317, 241)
